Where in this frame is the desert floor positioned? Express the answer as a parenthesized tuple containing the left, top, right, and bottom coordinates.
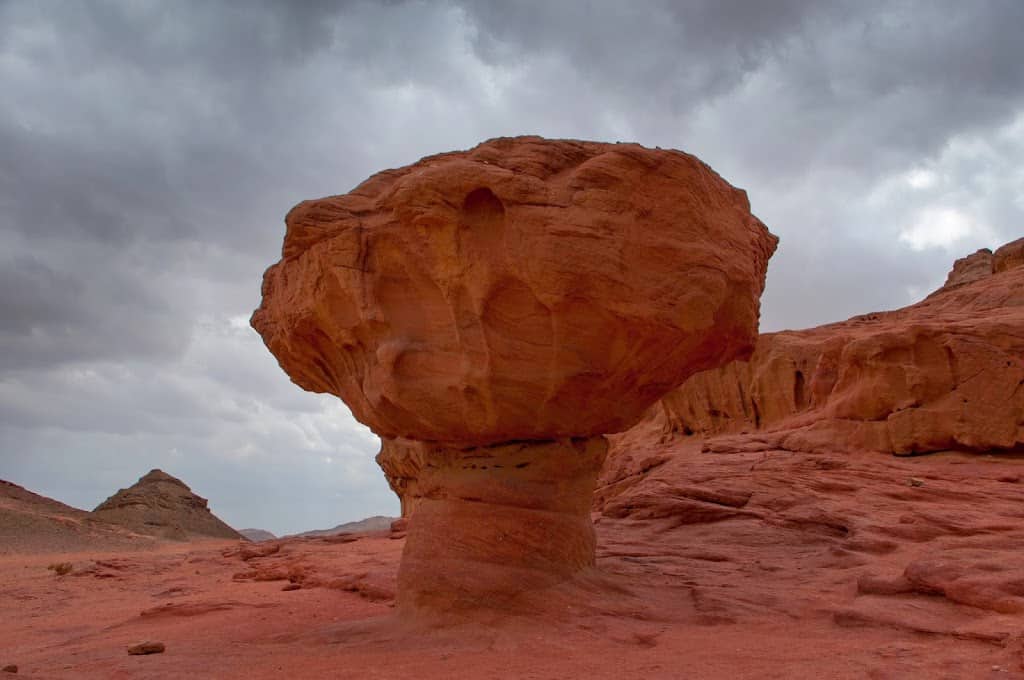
(3, 441, 1023, 679)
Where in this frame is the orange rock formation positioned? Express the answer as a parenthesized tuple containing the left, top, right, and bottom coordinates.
(644, 237, 1024, 456)
(253, 136, 777, 612)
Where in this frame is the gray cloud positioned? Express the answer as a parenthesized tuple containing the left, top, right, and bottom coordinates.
(1, 0, 1022, 533)
(0, 250, 188, 370)
(460, 1, 1024, 175)
(465, 0, 825, 104)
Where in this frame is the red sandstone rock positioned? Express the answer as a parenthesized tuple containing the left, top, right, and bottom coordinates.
(943, 247, 993, 288)
(392, 437, 607, 613)
(375, 439, 422, 519)
(643, 238, 1024, 455)
(253, 136, 777, 446)
(253, 136, 776, 613)
(995, 236, 1024, 273)
(126, 641, 165, 655)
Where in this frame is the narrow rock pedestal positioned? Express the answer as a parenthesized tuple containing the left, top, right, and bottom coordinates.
(386, 437, 608, 614)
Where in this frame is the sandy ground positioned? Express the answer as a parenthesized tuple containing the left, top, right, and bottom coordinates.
(3, 442, 1024, 678)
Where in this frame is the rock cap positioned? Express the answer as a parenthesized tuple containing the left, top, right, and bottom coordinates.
(253, 136, 777, 445)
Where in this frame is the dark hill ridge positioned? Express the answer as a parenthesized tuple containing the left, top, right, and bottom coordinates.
(291, 515, 396, 538)
(239, 528, 277, 542)
(92, 469, 241, 541)
(0, 479, 153, 553)
(0, 479, 83, 514)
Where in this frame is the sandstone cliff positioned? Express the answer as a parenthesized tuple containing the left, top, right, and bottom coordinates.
(636, 237, 1024, 456)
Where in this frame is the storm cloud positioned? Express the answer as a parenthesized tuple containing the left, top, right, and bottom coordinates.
(1, 1, 1022, 534)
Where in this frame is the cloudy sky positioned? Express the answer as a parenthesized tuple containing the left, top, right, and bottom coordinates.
(1, 1, 1022, 536)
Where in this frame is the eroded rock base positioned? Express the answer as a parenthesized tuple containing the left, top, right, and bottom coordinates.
(393, 437, 608, 615)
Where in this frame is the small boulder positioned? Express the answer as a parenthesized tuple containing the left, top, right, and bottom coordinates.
(127, 641, 165, 655)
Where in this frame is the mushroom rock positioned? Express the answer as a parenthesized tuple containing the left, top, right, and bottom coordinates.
(252, 136, 777, 613)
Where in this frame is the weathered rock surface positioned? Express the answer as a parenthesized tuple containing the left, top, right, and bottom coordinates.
(253, 136, 777, 446)
(943, 247, 995, 288)
(253, 136, 777, 613)
(392, 437, 607, 613)
(643, 237, 1024, 455)
(93, 470, 241, 541)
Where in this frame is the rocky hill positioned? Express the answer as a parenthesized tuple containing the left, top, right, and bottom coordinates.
(292, 515, 396, 538)
(628, 236, 1024, 457)
(599, 236, 1024, 521)
(0, 479, 153, 554)
(92, 469, 241, 541)
(239, 528, 277, 542)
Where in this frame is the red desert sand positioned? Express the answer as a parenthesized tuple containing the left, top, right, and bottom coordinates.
(2, 139, 1022, 678)
(2, 444, 1023, 678)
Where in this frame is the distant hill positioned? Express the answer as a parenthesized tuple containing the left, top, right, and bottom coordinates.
(0, 479, 155, 554)
(92, 469, 242, 541)
(239, 528, 277, 542)
(291, 515, 396, 538)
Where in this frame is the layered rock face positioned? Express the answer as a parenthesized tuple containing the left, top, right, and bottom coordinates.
(647, 237, 1024, 456)
(388, 437, 609, 611)
(253, 136, 777, 612)
(92, 469, 241, 540)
